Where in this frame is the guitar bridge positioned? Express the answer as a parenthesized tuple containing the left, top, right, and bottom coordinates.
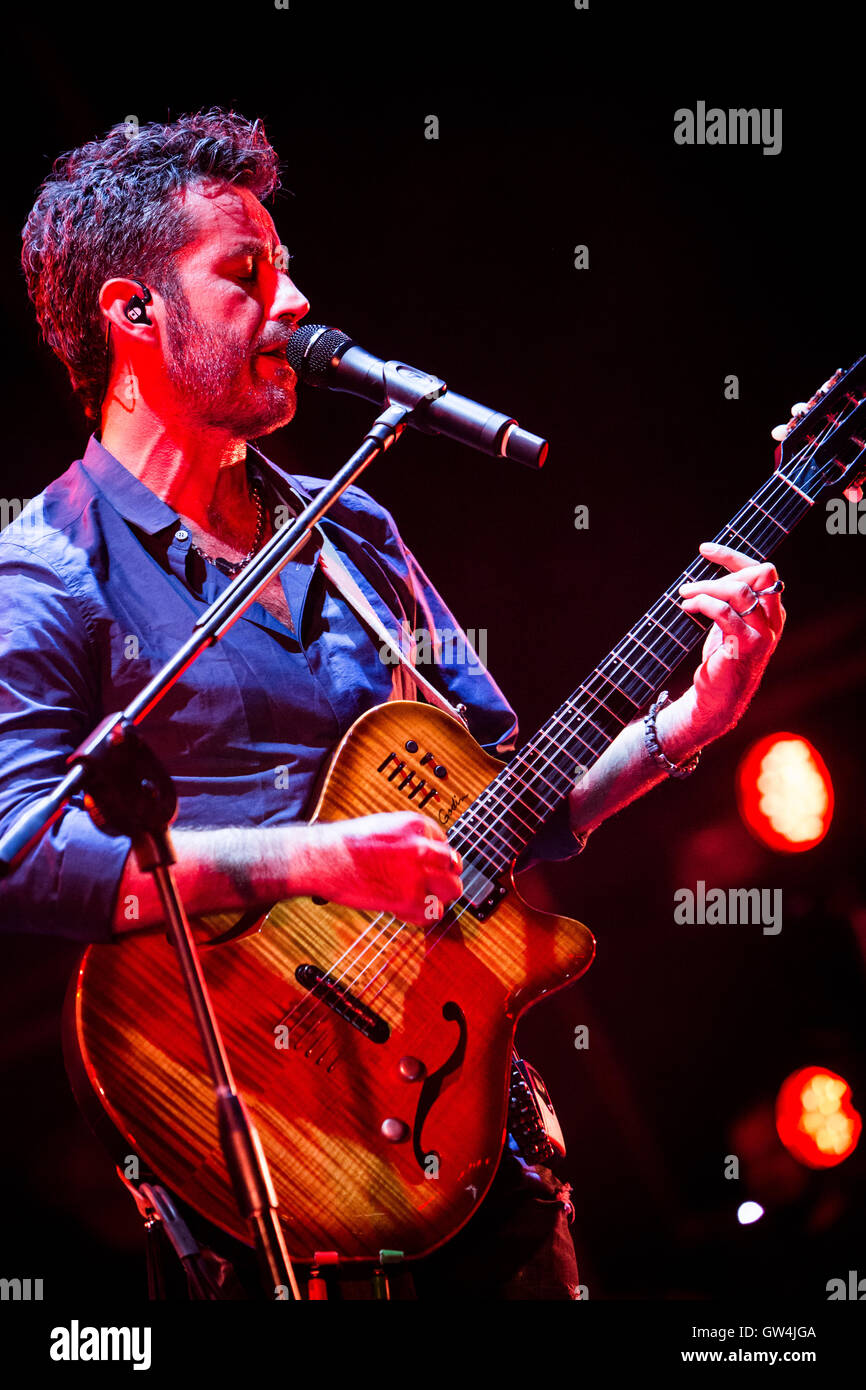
(465, 880, 508, 922)
(460, 859, 508, 922)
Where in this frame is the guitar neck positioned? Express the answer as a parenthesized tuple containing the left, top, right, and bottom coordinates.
(453, 468, 816, 870)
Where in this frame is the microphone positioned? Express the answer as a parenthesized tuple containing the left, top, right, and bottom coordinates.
(284, 324, 548, 468)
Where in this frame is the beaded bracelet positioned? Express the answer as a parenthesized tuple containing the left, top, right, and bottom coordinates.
(643, 689, 701, 780)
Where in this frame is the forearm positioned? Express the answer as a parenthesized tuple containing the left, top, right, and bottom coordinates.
(111, 823, 322, 936)
(111, 811, 464, 936)
(567, 688, 705, 837)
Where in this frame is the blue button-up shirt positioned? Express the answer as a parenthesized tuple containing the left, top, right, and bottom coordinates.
(0, 435, 580, 942)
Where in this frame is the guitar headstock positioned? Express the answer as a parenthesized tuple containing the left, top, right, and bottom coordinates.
(771, 355, 866, 502)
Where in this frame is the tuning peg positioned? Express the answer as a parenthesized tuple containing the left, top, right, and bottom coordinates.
(790, 401, 810, 417)
(771, 423, 791, 441)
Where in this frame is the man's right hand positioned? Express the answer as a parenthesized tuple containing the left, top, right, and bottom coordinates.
(291, 812, 464, 927)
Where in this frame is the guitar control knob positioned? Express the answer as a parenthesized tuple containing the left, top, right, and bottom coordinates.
(398, 1056, 426, 1082)
(405, 739, 419, 753)
(381, 1117, 410, 1143)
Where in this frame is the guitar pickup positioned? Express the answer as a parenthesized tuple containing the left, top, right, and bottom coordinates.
(295, 964, 390, 1044)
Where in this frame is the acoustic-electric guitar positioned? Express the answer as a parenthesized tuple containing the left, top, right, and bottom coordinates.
(65, 357, 866, 1263)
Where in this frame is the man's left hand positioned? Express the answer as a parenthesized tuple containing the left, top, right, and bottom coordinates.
(671, 540, 786, 747)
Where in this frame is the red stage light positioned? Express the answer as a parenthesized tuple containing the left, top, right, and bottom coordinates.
(775, 1067, 861, 1168)
(736, 733, 833, 852)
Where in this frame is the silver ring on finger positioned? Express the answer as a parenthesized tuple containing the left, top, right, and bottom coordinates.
(740, 590, 764, 616)
(741, 576, 785, 615)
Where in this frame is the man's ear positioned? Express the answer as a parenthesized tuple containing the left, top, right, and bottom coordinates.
(98, 277, 161, 342)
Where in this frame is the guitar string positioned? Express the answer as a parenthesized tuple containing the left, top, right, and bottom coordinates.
(441, 417, 853, 873)
(281, 461, 818, 1058)
(322, 465, 825, 1045)
(282, 419, 836, 1047)
(422, 474, 811, 871)
(278, 407, 860, 1051)
(450, 446, 831, 855)
(287, 442, 858, 1071)
(275, 489, 792, 1058)
(411, 431, 866, 974)
(278, 418, 846, 1056)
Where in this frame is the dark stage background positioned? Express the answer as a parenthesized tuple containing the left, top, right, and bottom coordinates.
(1, 3, 864, 1302)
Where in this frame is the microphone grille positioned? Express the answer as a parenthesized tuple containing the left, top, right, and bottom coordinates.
(285, 323, 352, 382)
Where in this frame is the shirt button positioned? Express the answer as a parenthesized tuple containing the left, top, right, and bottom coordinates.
(174, 529, 189, 542)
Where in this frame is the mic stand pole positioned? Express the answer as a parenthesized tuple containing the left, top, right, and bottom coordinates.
(0, 362, 452, 1300)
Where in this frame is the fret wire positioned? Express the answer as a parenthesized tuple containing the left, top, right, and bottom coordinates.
(573, 682, 632, 725)
(604, 647, 660, 691)
(643, 611, 690, 651)
(468, 714, 613, 834)
(502, 744, 583, 801)
(546, 701, 610, 747)
(749, 498, 789, 534)
(456, 760, 571, 846)
(590, 666, 644, 708)
(451, 810, 521, 865)
(622, 625, 676, 675)
(454, 747, 586, 858)
(724, 525, 766, 558)
(457, 730, 603, 864)
(513, 759, 571, 804)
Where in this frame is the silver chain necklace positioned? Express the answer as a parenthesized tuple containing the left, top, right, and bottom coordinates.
(187, 474, 269, 578)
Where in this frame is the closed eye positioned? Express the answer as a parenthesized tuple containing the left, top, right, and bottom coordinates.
(233, 256, 258, 282)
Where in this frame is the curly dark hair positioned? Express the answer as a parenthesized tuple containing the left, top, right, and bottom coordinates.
(21, 107, 282, 421)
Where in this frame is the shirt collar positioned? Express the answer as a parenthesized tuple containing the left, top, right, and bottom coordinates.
(79, 433, 313, 535)
(80, 434, 181, 535)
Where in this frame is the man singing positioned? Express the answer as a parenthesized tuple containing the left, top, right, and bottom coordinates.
(0, 108, 784, 1299)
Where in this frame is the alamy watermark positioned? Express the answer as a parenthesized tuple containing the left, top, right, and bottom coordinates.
(0, 496, 46, 539)
(49, 1322, 151, 1370)
(0, 1277, 43, 1300)
(674, 880, 783, 935)
(827, 1271, 866, 1299)
(826, 494, 866, 534)
(674, 103, 782, 157)
(378, 621, 488, 675)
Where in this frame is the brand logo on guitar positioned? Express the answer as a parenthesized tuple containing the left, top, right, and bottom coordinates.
(438, 791, 468, 827)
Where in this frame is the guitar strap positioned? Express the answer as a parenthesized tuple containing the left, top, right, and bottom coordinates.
(248, 445, 468, 727)
(316, 532, 470, 729)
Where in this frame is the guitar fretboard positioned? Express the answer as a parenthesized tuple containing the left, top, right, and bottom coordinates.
(449, 468, 815, 875)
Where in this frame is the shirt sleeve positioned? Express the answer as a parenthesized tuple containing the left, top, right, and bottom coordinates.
(389, 527, 588, 869)
(0, 542, 131, 941)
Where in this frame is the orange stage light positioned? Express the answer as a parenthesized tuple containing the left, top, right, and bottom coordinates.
(775, 1066, 861, 1168)
(736, 733, 833, 852)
